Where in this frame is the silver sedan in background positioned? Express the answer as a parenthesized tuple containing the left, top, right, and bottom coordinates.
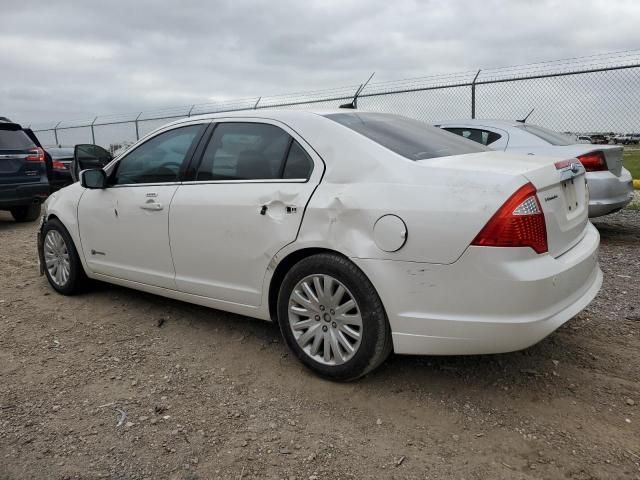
(436, 119, 634, 217)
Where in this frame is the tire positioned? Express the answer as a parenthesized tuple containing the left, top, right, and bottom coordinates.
(10, 203, 41, 222)
(41, 218, 88, 295)
(277, 253, 392, 381)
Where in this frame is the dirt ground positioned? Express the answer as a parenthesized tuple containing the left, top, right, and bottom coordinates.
(1, 207, 639, 480)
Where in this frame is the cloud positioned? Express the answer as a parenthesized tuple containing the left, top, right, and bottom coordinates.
(2, 0, 639, 132)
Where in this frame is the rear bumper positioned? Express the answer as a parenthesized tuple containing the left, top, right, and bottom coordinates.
(587, 169, 633, 217)
(0, 182, 49, 209)
(353, 223, 601, 356)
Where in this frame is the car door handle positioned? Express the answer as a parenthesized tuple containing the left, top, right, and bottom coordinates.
(140, 200, 163, 211)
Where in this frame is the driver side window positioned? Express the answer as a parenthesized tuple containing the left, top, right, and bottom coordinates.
(112, 125, 201, 185)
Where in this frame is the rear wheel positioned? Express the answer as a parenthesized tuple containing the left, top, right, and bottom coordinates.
(277, 253, 392, 381)
(10, 204, 41, 222)
(41, 219, 87, 295)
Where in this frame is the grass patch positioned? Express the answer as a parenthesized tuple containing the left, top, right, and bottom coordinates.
(623, 147, 640, 179)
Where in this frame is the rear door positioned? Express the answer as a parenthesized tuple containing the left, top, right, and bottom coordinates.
(0, 125, 45, 185)
(169, 120, 323, 306)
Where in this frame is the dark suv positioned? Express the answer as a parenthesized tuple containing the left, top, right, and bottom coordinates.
(0, 120, 50, 222)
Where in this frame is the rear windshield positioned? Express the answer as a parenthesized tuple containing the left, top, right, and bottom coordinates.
(0, 128, 36, 150)
(324, 112, 488, 160)
(516, 124, 574, 146)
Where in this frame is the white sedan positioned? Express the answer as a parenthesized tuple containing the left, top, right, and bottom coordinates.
(38, 111, 602, 380)
(436, 120, 634, 217)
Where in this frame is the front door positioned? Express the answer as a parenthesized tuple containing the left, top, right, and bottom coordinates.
(77, 124, 205, 288)
(169, 120, 322, 306)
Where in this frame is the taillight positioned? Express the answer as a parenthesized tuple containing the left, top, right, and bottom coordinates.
(577, 151, 606, 172)
(25, 147, 45, 163)
(52, 160, 67, 170)
(471, 182, 548, 254)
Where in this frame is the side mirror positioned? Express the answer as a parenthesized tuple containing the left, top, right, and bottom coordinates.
(72, 144, 113, 182)
(80, 169, 107, 189)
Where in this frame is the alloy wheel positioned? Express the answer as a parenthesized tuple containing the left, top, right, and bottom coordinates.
(44, 230, 71, 287)
(288, 274, 363, 365)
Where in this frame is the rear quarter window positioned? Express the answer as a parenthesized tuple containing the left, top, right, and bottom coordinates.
(325, 113, 488, 160)
(0, 129, 36, 150)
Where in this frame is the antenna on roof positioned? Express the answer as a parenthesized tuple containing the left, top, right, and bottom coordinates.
(517, 108, 535, 123)
(339, 72, 375, 109)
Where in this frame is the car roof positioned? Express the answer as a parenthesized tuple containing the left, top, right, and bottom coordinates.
(166, 109, 343, 126)
(163, 109, 428, 131)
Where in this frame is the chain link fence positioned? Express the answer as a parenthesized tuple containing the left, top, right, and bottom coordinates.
(29, 50, 640, 149)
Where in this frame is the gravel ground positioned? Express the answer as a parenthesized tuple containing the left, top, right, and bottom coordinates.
(0, 207, 639, 480)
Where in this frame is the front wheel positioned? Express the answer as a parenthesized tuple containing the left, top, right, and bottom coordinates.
(277, 253, 392, 381)
(41, 219, 87, 295)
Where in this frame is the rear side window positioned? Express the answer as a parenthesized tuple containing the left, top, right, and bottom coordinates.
(442, 127, 502, 146)
(325, 113, 488, 160)
(197, 122, 313, 181)
(0, 129, 36, 150)
(516, 124, 573, 146)
(283, 141, 313, 179)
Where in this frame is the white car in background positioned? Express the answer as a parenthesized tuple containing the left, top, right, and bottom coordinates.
(436, 120, 634, 217)
(39, 111, 601, 380)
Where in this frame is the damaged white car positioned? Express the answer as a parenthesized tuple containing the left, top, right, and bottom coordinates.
(38, 111, 602, 380)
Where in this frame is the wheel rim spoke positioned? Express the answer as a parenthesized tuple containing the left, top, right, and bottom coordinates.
(338, 323, 361, 341)
(291, 318, 316, 331)
(292, 289, 317, 312)
(312, 276, 325, 303)
(337, 313, 362, 328)
(310, 332, 323, 356)
(301, 281, 319, 306)
(43, 230, 70, 287)
(337, 330, 356, 353)
(288, 274, 362, 366)
(297, 324, 320, 347)
(328, 330, 343, 363)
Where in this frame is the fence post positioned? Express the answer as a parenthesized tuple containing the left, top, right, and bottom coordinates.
(53, 121, 62, 145)
(471, 69, 481, 119)
(134, 112, 142, 140)
(90, 116, 98, 144)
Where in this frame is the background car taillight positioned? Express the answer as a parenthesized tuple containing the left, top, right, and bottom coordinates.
(25, 147, 45, 163)
(52, 160, 67, 170)
(471, 182, 548, 254)
(576, 151, 607, 172)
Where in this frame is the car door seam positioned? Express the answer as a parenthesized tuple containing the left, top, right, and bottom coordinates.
(167, 185, 182, 289)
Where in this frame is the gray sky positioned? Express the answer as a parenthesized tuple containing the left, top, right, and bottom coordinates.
(2, 0, 640, 130)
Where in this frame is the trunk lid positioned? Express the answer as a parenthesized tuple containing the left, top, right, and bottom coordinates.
(510, 144, 624, 176)
(546, 145, 623, 176)
(528, 160, 588, 257)
(420, 151, 588, 258)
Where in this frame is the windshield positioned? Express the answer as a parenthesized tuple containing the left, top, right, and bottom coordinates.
(324, 112, 488, 160)
(516, 124, 574, 146)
